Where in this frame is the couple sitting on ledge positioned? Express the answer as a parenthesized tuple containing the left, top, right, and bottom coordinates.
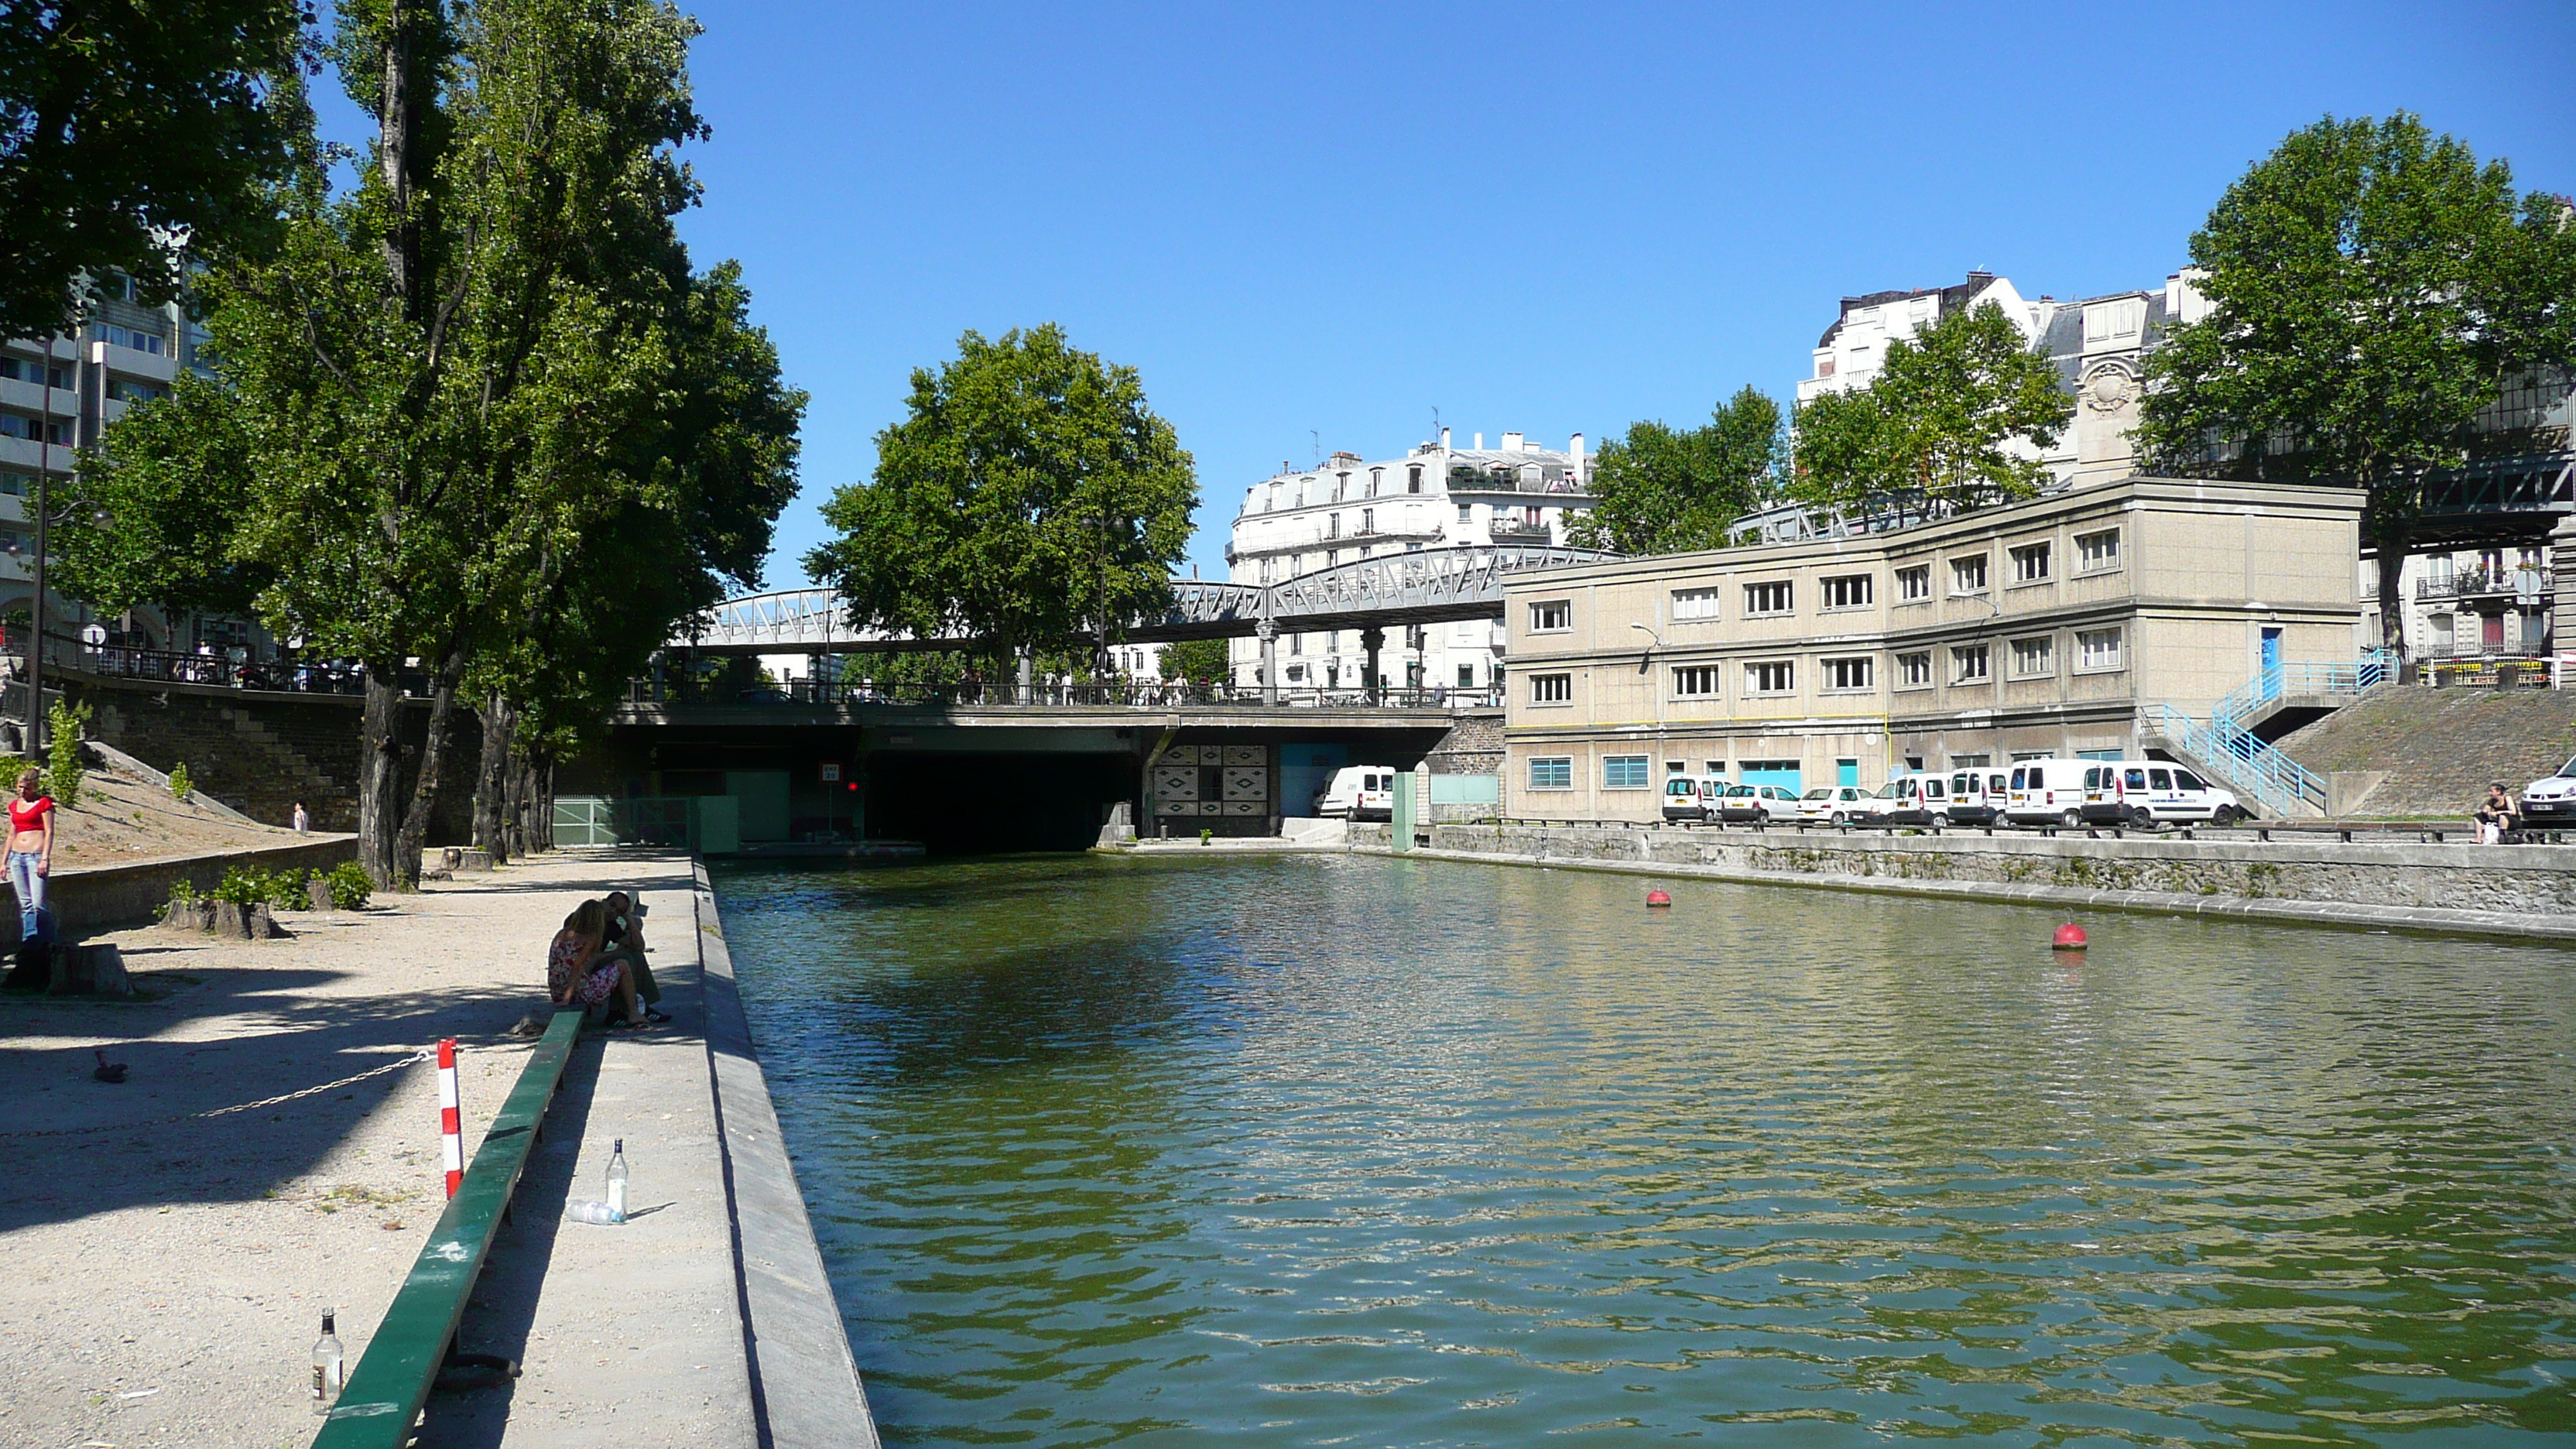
(547, 890, 673, 1028)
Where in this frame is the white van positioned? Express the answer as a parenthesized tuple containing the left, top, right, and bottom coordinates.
(1315, 766, 1402, 820)
(1945, 768, 2010, 825)
(2002, 758, 2123, 829)
(1858, 773, 1951, 825)
(2106, 760, 2248, 826)
(1660, 773, 1729, 822)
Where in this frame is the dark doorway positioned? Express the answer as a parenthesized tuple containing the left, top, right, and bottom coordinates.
(865, 751, 1135, 854)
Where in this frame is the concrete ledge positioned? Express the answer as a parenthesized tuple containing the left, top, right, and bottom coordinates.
(7, 834, 358, 944)
(1349, 822, 2576, 944)
(694, 862, 880, 1448)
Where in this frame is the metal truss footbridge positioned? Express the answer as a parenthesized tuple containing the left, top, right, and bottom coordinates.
(676, 544, 1618, 656)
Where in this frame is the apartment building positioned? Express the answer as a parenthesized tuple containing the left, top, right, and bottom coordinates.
(1224, 427, 1596, 694)
(2, 274, 232, 653)
(1498, 475, 2364, 820)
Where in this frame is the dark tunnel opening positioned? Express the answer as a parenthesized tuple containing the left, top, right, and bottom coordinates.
(866, 752, 1136, 854)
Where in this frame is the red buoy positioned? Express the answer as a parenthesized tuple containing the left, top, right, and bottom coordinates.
(2052, 922, 2088, 950)
(1646, 889, 1673, 908)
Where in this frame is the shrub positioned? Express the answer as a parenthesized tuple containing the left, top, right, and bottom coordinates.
(211, 865, 266, 907)
(325, 861, 373, 910)
(267, 867, 312, 911)
(166, 878, 200, 910)
(168, 762, 192, 800)
(44, 699, 90, 808)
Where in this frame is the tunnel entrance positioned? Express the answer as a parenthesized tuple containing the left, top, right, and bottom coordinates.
(865, 751, 1136, 854)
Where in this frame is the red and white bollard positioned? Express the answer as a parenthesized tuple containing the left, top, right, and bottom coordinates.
(437, 1038, 463, 1199)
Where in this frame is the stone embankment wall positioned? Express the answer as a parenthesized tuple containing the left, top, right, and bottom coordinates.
(2276, 687, 2576, 818)
(1351, 821, 2576, 939)
(6, 835, 358, 945)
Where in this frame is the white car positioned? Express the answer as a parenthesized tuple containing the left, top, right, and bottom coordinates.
(1797, 785, 1874, 826)
(2517, 756, 2576, 826)
(1718, 783, 1802, 823)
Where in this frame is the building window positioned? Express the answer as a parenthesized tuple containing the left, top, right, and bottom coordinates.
(1603, 755, 1651, 790)
(1368, 468, 1382, 497)
(1743, 580, 1793, 616)
(1528, 601, 1571, 632)
(1361, 508, 1374, 533)
(1821, 656, 1873, 692)
(2077, 529, 2120, 571)
(1951, 555, 1989, 594)
(2010, 635, 2055, 678)
(1530, 673, 1571, 704)
(1333, 474, 1348, 502)
(1457, 663, 1475, 687)
(1670, 665, 1721, 698)
(1458, 502, 1473, 524)
(1896, 652, 1932, 689)
(1951, 643, 1989, 683)
(1408, 465, 1423, 494)
(1529, 756, 1573, 790)
(1671, 587, 1721, 621)
(2076, 627, 2124, 672)
(1745, 659, 1795, 695)
(1896, 564, 1931, 601)
(2009, 541, 2051, 584)
(1820, 574, 1873, 610)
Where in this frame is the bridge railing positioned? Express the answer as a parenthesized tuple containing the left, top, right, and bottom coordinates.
(637, 677, 1506, 711)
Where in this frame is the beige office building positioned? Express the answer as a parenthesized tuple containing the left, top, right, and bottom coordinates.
(1498, 476, 2364, 820)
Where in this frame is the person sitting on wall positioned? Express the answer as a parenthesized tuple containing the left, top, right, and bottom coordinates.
(547, 899, 649, 1027)
(2475, 782, 2519, 844)
(596, 890, 671, 1026)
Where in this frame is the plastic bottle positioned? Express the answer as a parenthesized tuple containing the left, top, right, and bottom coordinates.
(311, 1310, 344, 1412)
(606, 1139, 629, 1221)
(567, 1199, 624, 1225)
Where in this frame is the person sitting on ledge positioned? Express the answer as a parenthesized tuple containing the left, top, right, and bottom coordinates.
(596, 890, 671, 1026)
(548, 899, 649, 1028)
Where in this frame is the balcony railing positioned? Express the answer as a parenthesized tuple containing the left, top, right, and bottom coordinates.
(2417, 570, 2552, 601)
(1486, 521, 1553, 542)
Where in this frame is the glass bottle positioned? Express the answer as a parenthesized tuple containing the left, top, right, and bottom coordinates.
(311, 1310, 344, 1412)
(605, 1139, 629, 1221)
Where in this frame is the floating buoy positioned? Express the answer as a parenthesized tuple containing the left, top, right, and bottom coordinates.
(2052, 923, 2088, 950)
(1645, 889, 1673, 908)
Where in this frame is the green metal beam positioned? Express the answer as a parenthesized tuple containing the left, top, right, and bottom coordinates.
(312, 1010, 584, 1448)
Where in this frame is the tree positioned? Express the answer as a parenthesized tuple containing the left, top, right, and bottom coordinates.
(1790, 301, 2073, 512)
(59, 0, 796, 889)
(0, 0, 309, 339)
(807, 325, 1197, 667)
(1158, 636, 1229, 683)
(2138, 113, 2576, 666)
(1565, 386, 1781, 554)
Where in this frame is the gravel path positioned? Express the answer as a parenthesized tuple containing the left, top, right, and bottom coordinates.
(0, 851, 704, 1449)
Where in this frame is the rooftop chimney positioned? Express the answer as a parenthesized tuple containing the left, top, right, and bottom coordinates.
(1502, 431, 1525, 452)
(1439, 425, 1451, 450)
(1473, 433, 1483, 450)
(1570, 432, 1585, 481)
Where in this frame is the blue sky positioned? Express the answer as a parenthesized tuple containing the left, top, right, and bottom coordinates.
(389, 2, 2576, 588)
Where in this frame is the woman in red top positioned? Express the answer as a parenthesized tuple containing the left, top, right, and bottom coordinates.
(8, 768, 53, 944)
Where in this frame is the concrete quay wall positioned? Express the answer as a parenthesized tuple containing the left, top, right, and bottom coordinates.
(1351, 823, 2576, 941)
(7, 834, 358, 944)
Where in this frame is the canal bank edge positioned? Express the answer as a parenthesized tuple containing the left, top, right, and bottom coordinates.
(694, 860, 882, 1448)
(1349, 823, 2576, 944)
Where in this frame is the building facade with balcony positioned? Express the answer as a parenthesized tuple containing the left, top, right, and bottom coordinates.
(1223, 427, 1598, 695)
(1495, 475, 2364, 821)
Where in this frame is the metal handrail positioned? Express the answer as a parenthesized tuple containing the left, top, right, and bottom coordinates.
(2150, 651, 2389, 817)
(648, 678, 1506, 711)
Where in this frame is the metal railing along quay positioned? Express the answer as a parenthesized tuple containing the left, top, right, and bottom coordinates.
(2149, 651, 2394, 817)
(2, 631, 388, 696)
(643, 678, 1506, 711)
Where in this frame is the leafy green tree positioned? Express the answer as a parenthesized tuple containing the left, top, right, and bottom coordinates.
(1791, 301, 2073, 512)
(0, 0, 308, 338)
(60, 0, 795, 889)
(807, 325, 1198, 666)
(1157, 636, 1230, 682)
(2138, 113, 2576, 664)
(1566, 386, 1781, 554)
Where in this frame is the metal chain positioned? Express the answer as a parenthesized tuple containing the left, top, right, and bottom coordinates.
(0, 1048, 434, 1139)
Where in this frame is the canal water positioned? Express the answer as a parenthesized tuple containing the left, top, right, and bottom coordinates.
(712, 853, 2576, 1447)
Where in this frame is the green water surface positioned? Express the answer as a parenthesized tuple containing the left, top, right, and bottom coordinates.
(711, 852, 2576, 1447)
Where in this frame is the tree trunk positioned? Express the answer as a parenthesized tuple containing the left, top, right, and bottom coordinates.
(389, 653, 464, 889)
(2368, 483, 2418, 682)
(357, 667, 407, 889)
(522, 748, 555, 852)
(498, 722, 528, 859)
(471, 691, 513, 863)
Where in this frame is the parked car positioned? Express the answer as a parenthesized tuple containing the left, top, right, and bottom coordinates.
(1858, 773, 1954, 826)
(1945, 769, 2009, 825)
(1718, 783, 1802, 823)
(1798, 784, 1875, 825)
(735, 686, 793, 704)
(2519, 755, 2576, 824)
(1661, 774, 1728, 823)
(1316, 766, 1401, 820)
(2108, 762, 2249, 826)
